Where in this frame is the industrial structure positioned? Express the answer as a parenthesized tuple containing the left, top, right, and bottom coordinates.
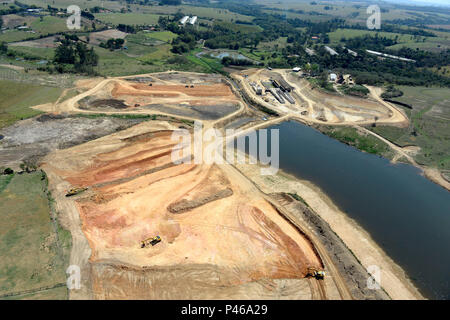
(250, 82, 263, 95)
(189, 16, 198, 25)
(269, 88, 285, 104)
(180, 16, 189, 25)
(279, 90, 295, 104)
(180, 16, 198, 26)
(271, 79, 293, 93)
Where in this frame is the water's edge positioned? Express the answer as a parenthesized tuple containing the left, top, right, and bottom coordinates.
(240, 120, 450, 299)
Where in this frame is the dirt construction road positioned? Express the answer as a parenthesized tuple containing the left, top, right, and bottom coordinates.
(232, 69, 409, 127)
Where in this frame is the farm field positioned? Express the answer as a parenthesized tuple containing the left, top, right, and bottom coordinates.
(145, 31, 178, 43)
(0, 80, 63, 129)
(95, 13, 163, 26)
(327, 28, 450, 52)
(0, 15, 97, 43)
(13, 0, 123, 11)
(138, 5, 254, 22)
(370, 86, 450, 170)
(0, 172, 71, 299)
(255, 0, 450, 25)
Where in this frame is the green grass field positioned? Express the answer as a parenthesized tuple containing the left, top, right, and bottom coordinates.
(0, 80, 63, 129)
(214, 21, 262, 34)
(95, 13, 163, 26)
(0, 15, 94, 44)
(257, 37, 289, 51)
(0, 30, 35, 43)
(327, 28, 450, 53)
(17, 0, 123, 11)
(370, 86, 450, 170)
(319, 126, 393, 158)
(145, 31, 178, 43)
(0, 172, 71, 299)
(186, 49, 224, 74)
(140, 5, 254, 23)
(30, 16, 68, 35)
(8, 46, 54, 60)
(137, 44, 174, 63)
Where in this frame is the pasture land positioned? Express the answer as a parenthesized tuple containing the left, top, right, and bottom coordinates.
(0, 172, 71, 299)
(371, 86, 450, 170)
(0, 80, 63, 129)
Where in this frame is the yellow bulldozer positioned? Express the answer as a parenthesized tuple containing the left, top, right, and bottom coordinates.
(307, 267, 325, 280)
(141, 235, 161, 248)
(65, 187, 88, 197)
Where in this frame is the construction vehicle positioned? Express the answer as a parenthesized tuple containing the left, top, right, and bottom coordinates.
(65, 187, 88, 197)
(140, 235, 161, 248)
(307, 267, 325, 280)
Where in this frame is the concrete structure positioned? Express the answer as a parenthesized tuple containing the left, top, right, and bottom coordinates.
(278, 78, 293, 92)
(292, 67, 301, 72)
(250, 82, 263, 95)
(279, 90, 295, 104)
(261, 81, 273, 91)
(269, 89, 285, 104)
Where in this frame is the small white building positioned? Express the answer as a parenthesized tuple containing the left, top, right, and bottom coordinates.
(330, 73, 337, 82)
(324, 46, 339, 56)
(292, 67, 301, 72)
(180, 16, 189, 25)
(189, 16, 198, 25)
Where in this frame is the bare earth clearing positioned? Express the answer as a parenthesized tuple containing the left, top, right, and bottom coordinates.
(42, 121, 331, 299)
(12, 71, 427, 300)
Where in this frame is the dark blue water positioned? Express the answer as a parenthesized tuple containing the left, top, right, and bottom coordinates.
(245, 121, 450, 299)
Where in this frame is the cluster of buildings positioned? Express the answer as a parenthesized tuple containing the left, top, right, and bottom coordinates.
(329, 73, 355, 85)
(258, 79, 295, 105)
(180, 16, 198, 26)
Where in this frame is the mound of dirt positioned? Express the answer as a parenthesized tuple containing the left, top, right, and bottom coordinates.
(168, 188, 234, 213)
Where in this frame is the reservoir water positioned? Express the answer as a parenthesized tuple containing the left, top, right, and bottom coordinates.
(245, 121, 450, 299)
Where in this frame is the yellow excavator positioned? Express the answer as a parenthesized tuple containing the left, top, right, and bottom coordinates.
(141, 235, 161, 248)
(65, 187, 88, 197)
(307, 267, 325, 280)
